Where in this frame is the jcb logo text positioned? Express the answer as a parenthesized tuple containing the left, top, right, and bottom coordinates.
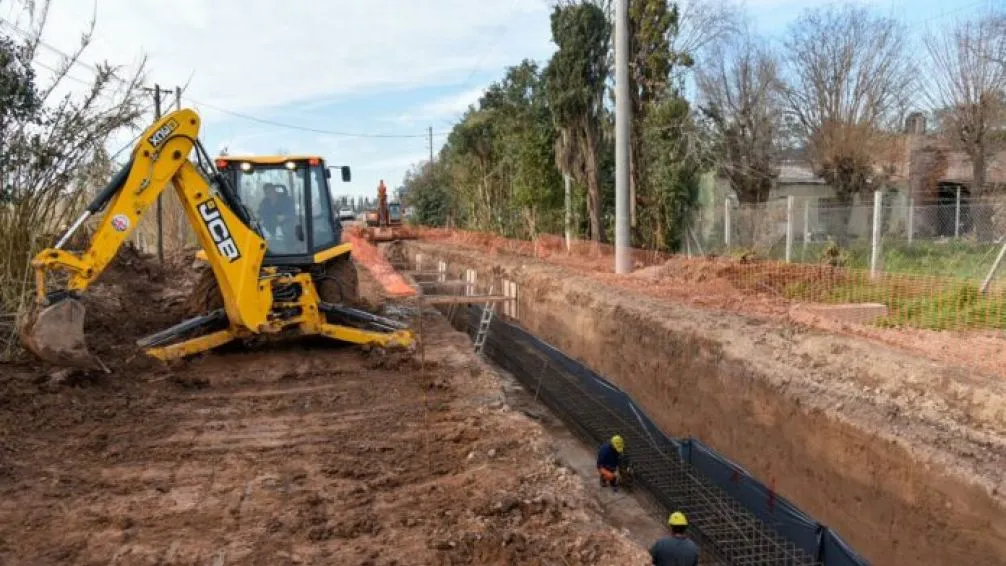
(198, 199, 242, 262)
(147, 118, 179, 147)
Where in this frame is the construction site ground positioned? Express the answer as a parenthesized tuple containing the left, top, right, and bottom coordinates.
(0, 248, 654, 565)
(401, 237, 1006, 565)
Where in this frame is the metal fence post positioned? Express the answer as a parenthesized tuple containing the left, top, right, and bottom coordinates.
(803, 198, 810, 259)
(871, 190, 882, 279)
(907, 197, 914, 244)
(724, 198, 732, 250)
(955, 185, 961, 238)
(785, 195, 794, 263)
(981, 242, 1006, 294)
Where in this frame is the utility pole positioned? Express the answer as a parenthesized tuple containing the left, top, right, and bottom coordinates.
(614, 0, 631, 274)
(152, 84, 164, 266)
(142, 83, 178, 265)
(428, 126, 434, 171)
(175, 86, 185, 246)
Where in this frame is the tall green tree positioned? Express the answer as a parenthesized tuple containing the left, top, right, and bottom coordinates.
(403, 61, 562, 240)
(627, 0, 679, 231)
(545, 2, 611, 242)
(481, 60, 563, 237)
(401, 161, 454, 227)
(444, 107, 497, 232)
(642, 96, 703, 251)
(621, 0, 701, 251)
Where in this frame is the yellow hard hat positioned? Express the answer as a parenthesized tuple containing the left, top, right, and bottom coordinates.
(610, 435, 624, 453)
(668, 511, 688, 527)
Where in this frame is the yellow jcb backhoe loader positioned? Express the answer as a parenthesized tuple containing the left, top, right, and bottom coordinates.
(21, 108, 414, 370)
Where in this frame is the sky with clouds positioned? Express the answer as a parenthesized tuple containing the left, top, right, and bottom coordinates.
(1, 0, 997, 198)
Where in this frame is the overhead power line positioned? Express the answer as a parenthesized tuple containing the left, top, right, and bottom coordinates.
(185, 98, 451, 139)
(0, 16, 451, 140)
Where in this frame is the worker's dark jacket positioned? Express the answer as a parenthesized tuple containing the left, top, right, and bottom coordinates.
(258, 196, 295, 233)
(596, 442, 620, 471)
(649, 535, 699, 566)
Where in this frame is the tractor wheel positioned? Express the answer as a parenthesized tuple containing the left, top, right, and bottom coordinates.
(316, 253, 359, 307)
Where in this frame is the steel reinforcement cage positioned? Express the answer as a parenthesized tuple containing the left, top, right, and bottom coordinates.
(447, 304, 868, 566)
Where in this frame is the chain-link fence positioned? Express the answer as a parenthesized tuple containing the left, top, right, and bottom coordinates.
(700, 193, 1006, 281)
(418, 192, 1006, 332)
(687, 191, 1006, 330)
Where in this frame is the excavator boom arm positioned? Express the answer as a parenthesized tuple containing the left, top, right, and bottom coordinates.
(30, 109, 272, 338)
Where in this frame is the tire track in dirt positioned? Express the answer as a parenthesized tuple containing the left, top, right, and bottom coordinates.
(1, 311, 648, 566)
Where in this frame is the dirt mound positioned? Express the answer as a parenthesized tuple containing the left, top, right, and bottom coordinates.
(632, 255, 735, 284)
(67, 245, 195, 372)
(184, 265, 223, 315)
(383, 239, 409, 266)
(433, 462, 636, 564)
(631, 254, 852, 297)
(101, 242, 166, 286)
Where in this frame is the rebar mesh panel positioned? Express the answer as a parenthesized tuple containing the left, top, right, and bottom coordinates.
(465, 306, 822, 566)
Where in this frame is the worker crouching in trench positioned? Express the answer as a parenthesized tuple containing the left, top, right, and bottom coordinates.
(596, 434, 625, 491)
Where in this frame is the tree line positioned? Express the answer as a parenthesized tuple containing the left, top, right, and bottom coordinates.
(400, 1, 1006, 250)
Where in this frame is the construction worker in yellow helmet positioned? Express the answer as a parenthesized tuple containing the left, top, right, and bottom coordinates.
(649, 510, 699, 566)
(595, 434, 624, 491)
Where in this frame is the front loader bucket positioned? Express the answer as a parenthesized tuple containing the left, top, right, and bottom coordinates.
(21, 298, 106, 371)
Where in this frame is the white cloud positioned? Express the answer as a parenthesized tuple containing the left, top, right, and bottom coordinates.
(0, 0, 557, 197)
(358, 152, 431, 173)
(392, 85, 486, 125)
(15, 0, 553, 113)
(738, 0, 889, 7)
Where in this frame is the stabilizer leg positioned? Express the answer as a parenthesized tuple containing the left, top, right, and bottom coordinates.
(317, 323, 414, 349)
(145, 328, 240, 361)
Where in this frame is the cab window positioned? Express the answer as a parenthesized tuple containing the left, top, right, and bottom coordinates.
(235, 163, 309, 256)
(310, 164, 338, 250)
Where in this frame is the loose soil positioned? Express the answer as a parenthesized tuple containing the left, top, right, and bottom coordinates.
(0, 248, 649, 565)
(407, 240, 1006, 566)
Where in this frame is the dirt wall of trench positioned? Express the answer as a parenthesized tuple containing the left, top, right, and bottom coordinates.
(403, 242, 1006, 566)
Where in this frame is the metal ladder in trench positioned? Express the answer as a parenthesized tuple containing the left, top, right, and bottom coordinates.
(473, 283, 496, 354)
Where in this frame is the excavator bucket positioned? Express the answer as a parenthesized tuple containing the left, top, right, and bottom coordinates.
(21, 298, 106, 371)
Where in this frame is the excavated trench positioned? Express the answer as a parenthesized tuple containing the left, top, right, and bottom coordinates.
(399, 241, 1006, 566)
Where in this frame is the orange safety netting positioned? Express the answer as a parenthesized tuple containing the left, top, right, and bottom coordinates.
(343, 228, 416, 297)
(411, 226, 1006, 332)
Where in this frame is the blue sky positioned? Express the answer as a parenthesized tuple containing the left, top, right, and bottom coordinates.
(6, 0, 1002, 199)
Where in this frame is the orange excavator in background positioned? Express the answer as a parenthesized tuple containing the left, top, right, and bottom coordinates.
(363, 179, 416, 243)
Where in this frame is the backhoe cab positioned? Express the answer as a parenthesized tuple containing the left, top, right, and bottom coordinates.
(21, 109, 414, 371)
(213, 155, 348, 264)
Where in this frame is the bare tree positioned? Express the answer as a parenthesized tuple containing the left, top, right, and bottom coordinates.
(672, 0, 741, 72)
(780, 4, 915, 243)
(0, 0, 148, 354)
(923, 13, 1006, 225)
(697, 27, 781, 204)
